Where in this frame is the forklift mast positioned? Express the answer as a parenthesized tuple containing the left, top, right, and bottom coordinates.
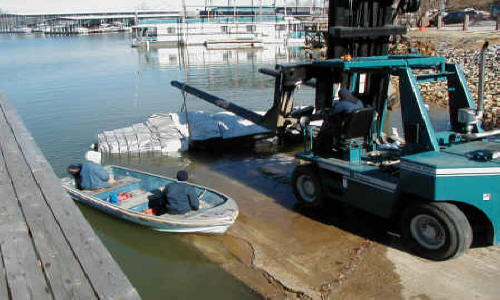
(322, 0, 418, 112)
(172, 1, 422, 134)
(260, 0, 420, 132)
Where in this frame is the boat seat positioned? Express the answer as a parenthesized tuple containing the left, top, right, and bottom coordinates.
(120, 190, 156, 209)
(89, 176, 140, 195)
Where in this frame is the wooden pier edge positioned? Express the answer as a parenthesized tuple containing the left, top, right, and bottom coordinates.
(0, 93, 140, 299)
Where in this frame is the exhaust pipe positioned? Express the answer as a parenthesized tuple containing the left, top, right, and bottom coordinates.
(477, 41, 489, 119)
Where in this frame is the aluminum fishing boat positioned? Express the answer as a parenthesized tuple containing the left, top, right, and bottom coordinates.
(62, 165, 238, 234)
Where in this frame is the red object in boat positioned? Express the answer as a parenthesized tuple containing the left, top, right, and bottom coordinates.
(118, 192, 132, 201)
(141, 208, 157, 215)
(418, 26, 426, 32)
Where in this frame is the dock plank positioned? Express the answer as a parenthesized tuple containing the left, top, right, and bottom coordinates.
(0, 147, 51, 299)
(0, 94, 140, 299)
(0, 103, 97, 299)
(0, 246, 10, 300)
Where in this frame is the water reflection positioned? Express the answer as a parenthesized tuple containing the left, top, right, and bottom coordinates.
(136, 44, 305, 91)
(138, 44, 302, 70)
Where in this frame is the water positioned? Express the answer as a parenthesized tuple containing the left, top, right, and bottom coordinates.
(0, 33, 313, 299)
(0, 33, 315, 170)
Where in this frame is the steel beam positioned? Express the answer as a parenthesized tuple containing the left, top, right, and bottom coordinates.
(171, 81, 264, 125)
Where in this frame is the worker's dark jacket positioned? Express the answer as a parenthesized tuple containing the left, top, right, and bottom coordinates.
(331, 99, 364, 115)
(163, 182, 199, 215)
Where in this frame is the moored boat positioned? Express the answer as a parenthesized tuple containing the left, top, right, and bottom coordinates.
(132, 16, 306, 48)
(62, 165, 238, 234)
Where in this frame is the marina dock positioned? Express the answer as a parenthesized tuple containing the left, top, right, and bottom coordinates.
(0, 94, 139, 299)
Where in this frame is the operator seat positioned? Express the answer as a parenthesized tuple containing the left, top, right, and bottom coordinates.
(314, 107, 375, 156)
(336, 107, 376, 148)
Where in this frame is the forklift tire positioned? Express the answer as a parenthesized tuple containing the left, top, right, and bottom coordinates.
(401, 202, 472, 261)
(292, 165, 323, 208)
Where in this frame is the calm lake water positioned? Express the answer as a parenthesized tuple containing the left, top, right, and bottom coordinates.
(0, 33, 314, 299)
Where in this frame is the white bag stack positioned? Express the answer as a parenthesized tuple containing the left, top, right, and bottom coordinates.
(97, 111, 270, 155)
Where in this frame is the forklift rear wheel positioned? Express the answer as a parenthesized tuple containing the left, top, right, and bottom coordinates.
(401, 202, 472, 261)
(292, 165, 323, 208)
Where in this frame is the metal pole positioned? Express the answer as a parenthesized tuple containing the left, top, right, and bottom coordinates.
(259, 0, 263, 21)
(463, 13, 469, 31)
(438, 0, 445, 29)
(477, 41, 489, 119)
(234, 0, 237, 20)
(182, 0, 187, 19)
(171, 81, 265, 125)
(251, 0, 254, 19)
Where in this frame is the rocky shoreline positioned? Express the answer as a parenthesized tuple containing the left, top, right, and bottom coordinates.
(392, 32, 499, 129)
(428, 43, 498, 129)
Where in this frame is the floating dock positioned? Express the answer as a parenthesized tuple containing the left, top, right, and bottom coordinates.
(0, 94, 139, 299)
(97, 111, 270, 154)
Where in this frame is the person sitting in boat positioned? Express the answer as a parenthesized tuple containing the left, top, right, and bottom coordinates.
(163, 170, 199, 215)
(67, 162, 113, 190)
(316, 88, 364, 154)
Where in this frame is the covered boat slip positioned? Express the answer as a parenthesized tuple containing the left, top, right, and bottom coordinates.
(63, 166, 239, 234)
(0, 94, 139, 299)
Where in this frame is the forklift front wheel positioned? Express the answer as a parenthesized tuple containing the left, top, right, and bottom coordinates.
(401, 202, 472, 261)
(292, 165, 323, 208)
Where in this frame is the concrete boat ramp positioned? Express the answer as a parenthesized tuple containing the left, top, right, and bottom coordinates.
(97, 111, 271, 154)
(162, 154, 500, 299)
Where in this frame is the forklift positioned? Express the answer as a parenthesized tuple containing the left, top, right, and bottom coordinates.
(291, 54, 499, 261)
(288, 0, 500, 260)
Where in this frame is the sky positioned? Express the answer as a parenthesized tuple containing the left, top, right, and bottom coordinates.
(1, 0, 320, 15)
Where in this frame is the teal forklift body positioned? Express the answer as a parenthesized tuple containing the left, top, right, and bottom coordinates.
(293, 55, 499, 249)
(401, 141, 500, 243)
(297, 152, 400, 218)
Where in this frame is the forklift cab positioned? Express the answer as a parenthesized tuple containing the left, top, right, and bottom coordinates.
(336, 106, 376, 159)
(289, 55, 500, 261)
(313, 106, 376, 161)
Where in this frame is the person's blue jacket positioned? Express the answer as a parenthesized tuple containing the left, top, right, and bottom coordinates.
(164, 182, 199, 214)
(72, 162, 110, 190)
(331, 99, 364, 115)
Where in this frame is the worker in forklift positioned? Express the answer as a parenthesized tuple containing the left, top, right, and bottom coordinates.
(315, 88, 364, 155)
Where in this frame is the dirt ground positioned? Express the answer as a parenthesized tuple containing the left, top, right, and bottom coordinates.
(406, 27, 500, 49)
(180, 152, 500, 299)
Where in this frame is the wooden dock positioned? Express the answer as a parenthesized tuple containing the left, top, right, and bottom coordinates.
(0, 93, 140, 299)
